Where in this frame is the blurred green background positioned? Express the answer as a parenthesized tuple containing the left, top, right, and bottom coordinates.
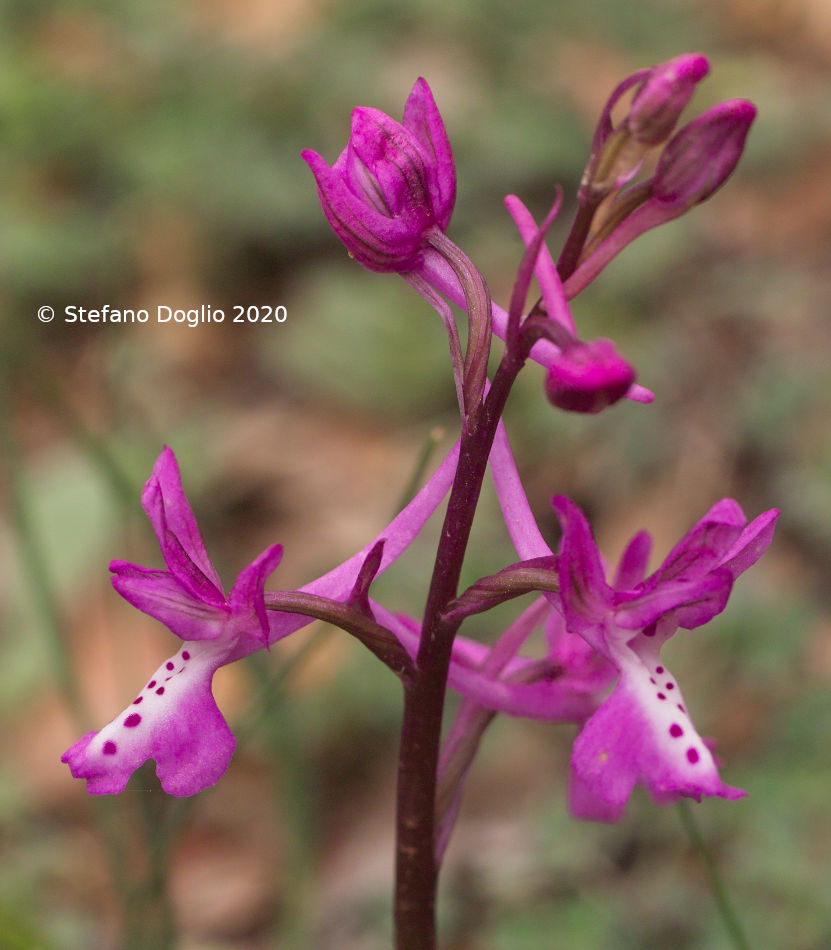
(2, 0, 831, 947)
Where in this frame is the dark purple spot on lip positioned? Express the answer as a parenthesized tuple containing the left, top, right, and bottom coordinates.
(156, 686, 165, 695)
(666, 682, 675, 690)
(657, 693, 666, 701)
(669, 723, 683, 738)
(165, 676, 172, 682)
(182, 651, 190, 660)
(148, 680, 156, 689)
(103, 741, 117, 755)
(656, 666, 664, 674)
(687, 747, 700, 764)
(677, 704, 685, 713)
(649, 678, 656, 685)
(132, 697, 143, 705)
(166, 661, 174, 671)
(124, 713, 141, 728)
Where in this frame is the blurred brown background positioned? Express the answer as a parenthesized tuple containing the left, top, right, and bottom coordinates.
(1, 0, 830, 947)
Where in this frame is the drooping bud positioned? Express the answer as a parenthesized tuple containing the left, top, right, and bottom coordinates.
(544, 339, 636, 414)
(652, 99, 757, 209)
(302, 78, 455, 273)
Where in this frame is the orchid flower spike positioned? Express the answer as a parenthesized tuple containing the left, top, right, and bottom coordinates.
(302, 77, 455, 273)
(62, 447, 283, 796)
(554, 495, 779, 820)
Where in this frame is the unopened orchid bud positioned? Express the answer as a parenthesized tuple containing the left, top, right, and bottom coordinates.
(564, 98, 758, 298)
(586, 53, 710, 197)
(652, 99, 756, 209)
(302, 78, 455, 273)
(627, 53, 709, 146)
(544, 339, 636, 414)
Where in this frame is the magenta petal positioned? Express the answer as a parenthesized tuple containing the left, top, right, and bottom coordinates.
(142, 448, 224, 593)
(627, 53, 710, 146)
(229, 543, 284, 644)
(653, 99, 757, 208)
(614, 530, 652, 589)
(302, 148, 421, 271)
(349, 107, 431, 222)
(553, 495, 615, 631)
(158, 527, 227, 606)
(61, 644, 236, 796)
(109, 562, 228, 641)
(570, 662, 743, 818)
(402, 77, 456, 228)
(719, 508, 779, 580)
(491, 422, 552, 560)
(614, 571, 732, 631)
(655, 503, 745, 583)
(503, 193, 567, 335)
(303, 79, 455, 274)
(569, 769, 626, 822)
(545, 609, 617, 695)
(671, 568, 734, 629)
(544, 340, 636, 414)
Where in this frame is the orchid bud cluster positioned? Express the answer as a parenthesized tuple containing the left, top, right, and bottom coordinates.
(63, 56, 777, 949)
(560, 54, 757, 295)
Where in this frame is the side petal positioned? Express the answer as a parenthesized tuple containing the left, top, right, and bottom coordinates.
(348, 107, 431, 223)
(109, 561, 229, 641)
(614, 530, 652, 589)
(229, 543, 284, 644)
(614, 570, 732, 632)
(570, 656, 743, 819)
(719, 508, 779, 580)
(61, 642, 236, 796)
(402, 77, 456, 228)
(553, 495, 616, 633)
(654, 499, 746, 583)
(142, 448, 224, 594)
(302, 148, 422, 271)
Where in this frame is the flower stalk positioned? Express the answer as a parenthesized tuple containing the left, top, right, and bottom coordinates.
(394, 340, 526, 949)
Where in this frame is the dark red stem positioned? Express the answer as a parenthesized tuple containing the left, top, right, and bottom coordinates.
(556, 193, 603, 282)
(393, 346, 524, 950)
